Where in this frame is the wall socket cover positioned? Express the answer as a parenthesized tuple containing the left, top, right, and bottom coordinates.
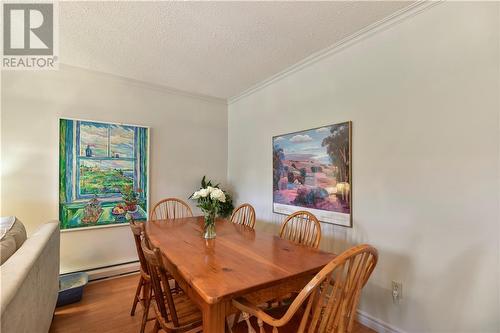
(392, 281, 403, 303)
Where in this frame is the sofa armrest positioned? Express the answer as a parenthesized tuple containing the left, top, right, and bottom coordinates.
(0, 221, 60, 333)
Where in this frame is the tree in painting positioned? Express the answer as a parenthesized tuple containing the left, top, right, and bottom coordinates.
(322, 123, 350, 183)
(273, 145, 285, 191)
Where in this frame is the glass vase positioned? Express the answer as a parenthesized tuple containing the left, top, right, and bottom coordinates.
(203, 213, 216, 239)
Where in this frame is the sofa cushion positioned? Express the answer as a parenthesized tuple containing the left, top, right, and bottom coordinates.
(0, 216, 16, 239)
(0, 236, 17, 265)
(0, 217, 27, 265)
(8, 219, 27, 249)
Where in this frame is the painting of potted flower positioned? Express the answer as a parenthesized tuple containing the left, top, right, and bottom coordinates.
(121, 185, 142, 213)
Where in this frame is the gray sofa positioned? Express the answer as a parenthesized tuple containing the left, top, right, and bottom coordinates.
(0, 220, 60, 333)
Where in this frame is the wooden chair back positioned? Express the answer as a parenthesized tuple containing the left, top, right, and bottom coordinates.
(279, 211, 321, 249)
(130, 221, 149, 275)
(140, 234, 180, 327)
(232, 244, 378, 333)
(295, 244, 378, 333)
(230, 203, 256, 229)
(150, 198, 193, 220)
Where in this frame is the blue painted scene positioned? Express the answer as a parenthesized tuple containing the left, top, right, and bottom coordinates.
(59, 119, 149, 230)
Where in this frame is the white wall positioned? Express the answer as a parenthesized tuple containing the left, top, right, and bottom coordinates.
(1, 65, 227, 273)
(228, 2, 499, 333)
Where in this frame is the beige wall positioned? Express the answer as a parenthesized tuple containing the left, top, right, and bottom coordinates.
(1, 65, 227, 273)
(1, 2, 499, 331)
(228, 2, 499, 332)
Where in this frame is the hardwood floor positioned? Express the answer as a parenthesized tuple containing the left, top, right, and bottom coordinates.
(50, 273, 376, 333)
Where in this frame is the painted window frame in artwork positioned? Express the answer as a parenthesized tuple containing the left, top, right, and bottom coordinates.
(74, 121, 138, 200)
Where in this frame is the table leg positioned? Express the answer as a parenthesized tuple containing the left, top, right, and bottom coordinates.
(203, 301, 227, 333)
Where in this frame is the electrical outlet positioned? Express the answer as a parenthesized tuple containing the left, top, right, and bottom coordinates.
(392, 281, 403, 304)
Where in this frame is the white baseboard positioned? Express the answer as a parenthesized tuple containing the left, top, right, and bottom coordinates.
(86, 261, 140, 281)
(357, 310, 405, 333)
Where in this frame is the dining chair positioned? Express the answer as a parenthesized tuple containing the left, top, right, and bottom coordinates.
(279, 211, 322, 249)
(150, 198, 193, 220)
(230, 210, 322, 330)
(255, 211, 321, 310)
(140, 234, 203, 333)
(232, 244, 378, 333)
(129, 221, 154, 333)
(230, 203, 256, 229)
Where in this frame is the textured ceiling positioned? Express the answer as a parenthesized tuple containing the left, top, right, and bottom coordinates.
(60, 1, 413, 99)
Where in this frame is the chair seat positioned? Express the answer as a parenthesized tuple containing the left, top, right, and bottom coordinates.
(232, 313, 369, 333)
(232, 306, 304, 333)
(152, 292, 202, 331)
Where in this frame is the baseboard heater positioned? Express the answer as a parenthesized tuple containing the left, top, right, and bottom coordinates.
(64, 261, 141, 282)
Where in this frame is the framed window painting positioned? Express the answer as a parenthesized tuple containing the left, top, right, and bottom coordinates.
(59, 118, 150, 231)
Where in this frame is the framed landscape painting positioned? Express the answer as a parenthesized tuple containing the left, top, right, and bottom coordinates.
(273, 121, 352, 227)
(59, 118, 149, 231)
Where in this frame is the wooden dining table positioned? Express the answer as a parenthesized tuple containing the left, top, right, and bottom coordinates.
(145, 216, 336, 333)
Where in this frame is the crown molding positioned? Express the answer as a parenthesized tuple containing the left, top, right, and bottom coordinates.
(58, 63, 228, 106)
(58, 1, 442, 107)
(228, 1, 442, 105)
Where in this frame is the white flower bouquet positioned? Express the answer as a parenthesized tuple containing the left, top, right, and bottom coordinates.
(190, 177, 231, 239)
